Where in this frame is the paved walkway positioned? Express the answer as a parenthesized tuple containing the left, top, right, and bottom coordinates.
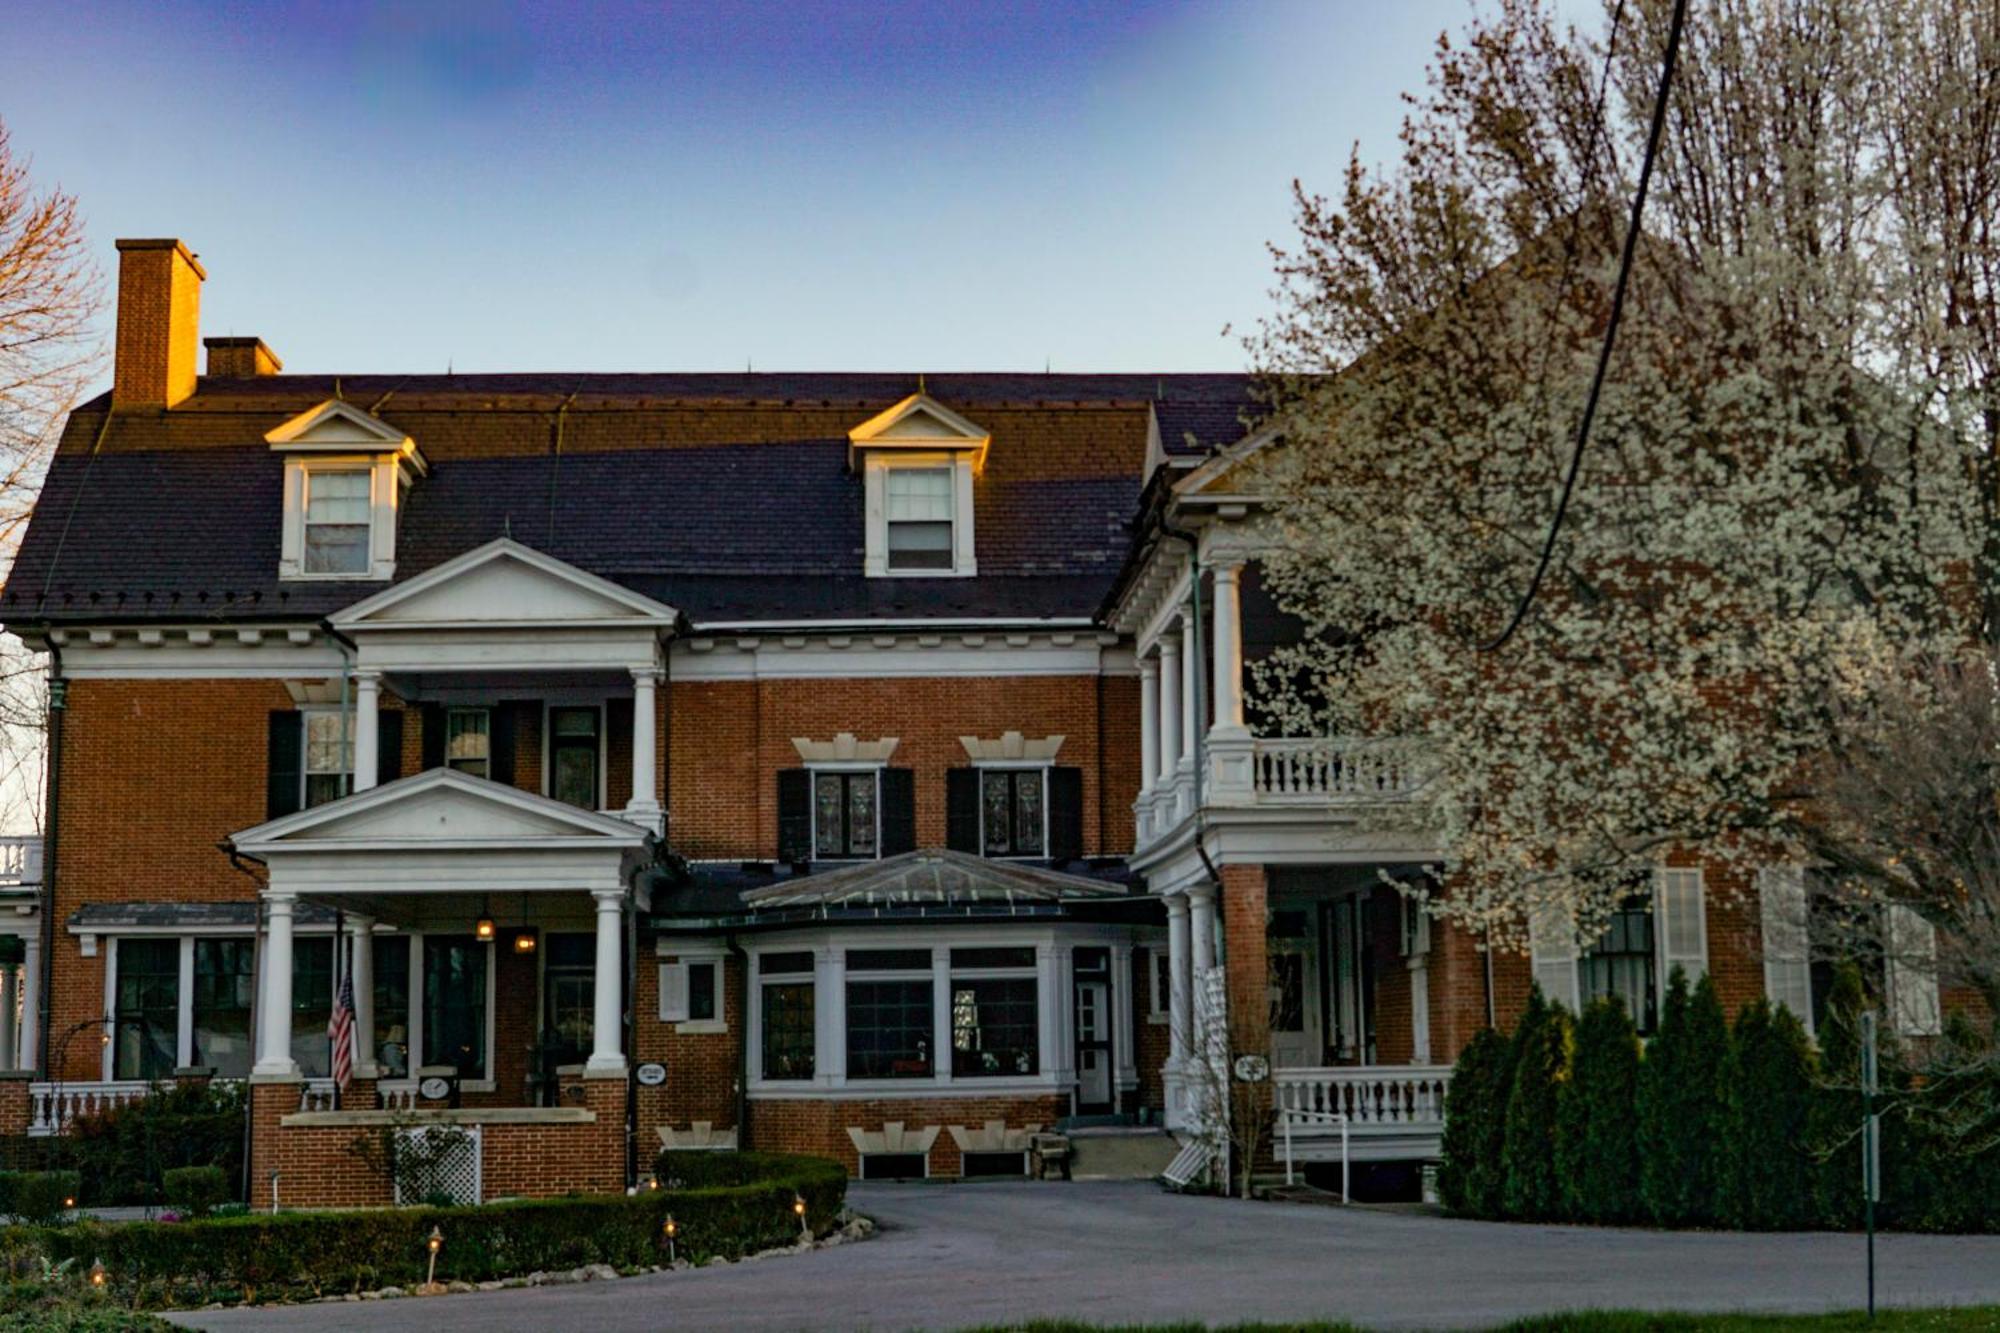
(168, 1180, 2000, 1332)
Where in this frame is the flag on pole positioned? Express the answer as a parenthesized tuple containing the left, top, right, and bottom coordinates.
(328, 963, 355, 1093)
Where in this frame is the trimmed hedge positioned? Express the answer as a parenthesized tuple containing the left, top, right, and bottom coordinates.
(58, 1082, 245, 1208)
(0, 1172, 80, 1226)
(160, 1168, 228, 1220)
(6, 1152, 845, 1309)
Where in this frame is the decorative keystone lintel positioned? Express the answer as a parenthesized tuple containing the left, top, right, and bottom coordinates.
(959, 731, 1065, 763)
(792, 733, 900, 764)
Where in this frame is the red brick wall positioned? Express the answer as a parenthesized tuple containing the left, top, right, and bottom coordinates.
(1219, 865, 1269, 1060)
(750, 1093, 1064, 1177)
(1132, 947, 1169, 1113)
(634, 952, 742, 1148)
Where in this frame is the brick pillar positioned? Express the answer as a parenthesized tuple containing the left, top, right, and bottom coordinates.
(0, 1071, 31, 1141)
(581, 1074, 629, 1197)
(1219, 864, 1270, 1061)
(345, 1074, 379, 1111)
(246, 1078, 302, 1212)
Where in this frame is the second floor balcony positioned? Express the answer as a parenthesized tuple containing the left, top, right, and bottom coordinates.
(1135, 734, 1424, 851)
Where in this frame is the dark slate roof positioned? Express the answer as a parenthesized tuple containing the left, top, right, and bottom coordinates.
(1155, 397, 1266, 457)
(6, 372, 1254, 626)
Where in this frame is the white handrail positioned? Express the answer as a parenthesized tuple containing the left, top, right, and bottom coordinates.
(26, 1080, 151, 1136)
(1280, 1107, 1350, 1201)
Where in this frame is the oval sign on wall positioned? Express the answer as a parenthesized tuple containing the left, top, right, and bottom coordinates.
(418, 1076, 452, 1101)
(635, 1062, 667, 1087)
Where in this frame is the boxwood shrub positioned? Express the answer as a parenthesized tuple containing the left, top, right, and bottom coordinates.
(19, 1152, 845, 1310)
(0, 1172, 80, 1226)
(160, 1168, 228, 1220)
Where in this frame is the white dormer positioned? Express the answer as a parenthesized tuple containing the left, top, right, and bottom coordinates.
(266, 400, 428, 581)
(848, 393, 988, 579)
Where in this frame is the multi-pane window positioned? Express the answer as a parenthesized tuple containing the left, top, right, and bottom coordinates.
(113, 939, 180, 1081)
(687, 961, 718, 1022)
(303, 710, 352, 808)
(191, 939, 255, 1078)
(291, 936, 334, 1078)
(814, 771, 878, 859)
(980, 769, 1045, 857)
(884, 468, 954, 571)
(446, 709, 491, 778)
(1580, 899, 1658, 1034)
(949, 947, 1038, 1077)
(760, 951, 816, 1081)
(549, 707, 599, 810)
(372, 935, 411, 1078)
(846, 948, 933, 1079)
(302, 469, 371, 575)
(424, 935, 488, 1079)
(543, 933, 594, 1067)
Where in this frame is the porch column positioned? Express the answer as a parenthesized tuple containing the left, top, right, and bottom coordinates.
(1210, 563, 1247, 736)
(18, 934, 38, 1075)
(1164, 894, 1192, 1067)
(1178, 608, 1199, 775)
(1188, 882, 1219, 1074)
(347, 916, 377, 1078)
(0, 960, 16, 1071)
(1157, 636, 1182, 786)
(253, 892, 299, 1079)
(352, 670, 381, 792)
(1137, 655, 1160, 800)
(586, 889, 626, 1076)
(627, 666, 662, 823)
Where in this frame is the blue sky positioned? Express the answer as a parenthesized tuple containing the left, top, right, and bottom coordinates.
(4, 1, 1599, 377)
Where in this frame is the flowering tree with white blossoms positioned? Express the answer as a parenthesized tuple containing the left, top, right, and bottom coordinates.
(1246, 0, 1999, 948)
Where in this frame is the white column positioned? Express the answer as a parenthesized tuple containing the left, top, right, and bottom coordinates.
(1111, 942, 1136, 1099)
(19, 934, 39, 1075)
(0, 961, 16, 1072)
(352, 670, 381, 792)
(1165, 895, 1192, 1067)
(348, 916, 377, 1078)
(586, 889, 626, 1076)
(253, 893, 300, 1079)
(931, 945, 952, 1087)
(1137, 655, 1160, 799)
(1157, 636, 1182, 787)
(627, 666, 662, 823)
(1188, 882, 1219, 1071)
(1210, 563, 1247, 736)
(1178, 609, 1199, 773)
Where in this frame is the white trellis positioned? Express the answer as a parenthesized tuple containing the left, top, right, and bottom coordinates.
(393, 1124, 481, 1206)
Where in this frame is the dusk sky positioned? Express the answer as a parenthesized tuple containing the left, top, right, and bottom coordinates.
(6, 1, 1598, 378)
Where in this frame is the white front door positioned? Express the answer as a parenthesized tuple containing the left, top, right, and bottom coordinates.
(1269, 908, 1321, 1068)
(1075, 979, 1112, 1110)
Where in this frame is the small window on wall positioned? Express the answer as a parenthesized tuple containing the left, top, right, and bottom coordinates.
(814, 771, 878, 860)
(659, 956, 724, 1028)
(302, 469, 372, 575)
(980, 769, 1045, 857)
(759, 952, 816, 1082)
(884, 467, 954, 571)
(303, 710, 352, 808)
(549, 707, 600, 810)
(447, 710, 490, 778)
(1580, 898, 1658, 1034)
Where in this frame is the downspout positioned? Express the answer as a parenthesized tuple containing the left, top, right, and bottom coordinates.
(625, 865, 641, 1190)
(728, 932, 749, 1149)
(35, 641, 63, 1075)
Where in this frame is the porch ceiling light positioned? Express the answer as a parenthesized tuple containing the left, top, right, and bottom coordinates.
(513, 931, 536, 954)
(475, 916, 496, 942)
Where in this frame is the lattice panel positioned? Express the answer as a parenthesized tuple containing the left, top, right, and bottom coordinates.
(393, 1125, 482, 1206)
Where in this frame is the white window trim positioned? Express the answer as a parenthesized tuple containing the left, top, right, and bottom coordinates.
(1529, 869, 1710, 1022)
(1759, 864, 1815, 1036)
(970, 761, 1051, 860)
(656, 943, 728, 1034)
(540, 701, 609, 812)
(1145, 947, 1169, 1024)
(399, 931, 499, 1092)
(279, 455, 402, 582)
(806, 765, 884, 863)
(445, 707, 492, 778)
(745, 926, 1126, 1098)
(863, 453, 977, 579)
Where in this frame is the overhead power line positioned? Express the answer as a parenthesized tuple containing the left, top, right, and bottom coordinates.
(1481, 0, 1691, 653)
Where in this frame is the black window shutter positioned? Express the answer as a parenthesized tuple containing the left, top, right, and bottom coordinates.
(946, 768, 981, 854)
(1048, 766, 1084, 863)
(491, 700, 531, 788)
(776, 769, 812, 865)
(606, 696, 635, 802)
(879, 768, 916, 856)
(267, 711, 303, 819)
(375, 710, 404, 787)
(419, 703, 447, 770)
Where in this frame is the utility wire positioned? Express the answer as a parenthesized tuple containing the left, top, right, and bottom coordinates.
(1481, 0, 1689, 653)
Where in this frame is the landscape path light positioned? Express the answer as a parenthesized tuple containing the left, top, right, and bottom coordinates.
(794, 1193, 809, 1239)
(663, 1214, 677, 1264)
(425, 1225, 443, 1292)
(89, 1258, 105, 1288)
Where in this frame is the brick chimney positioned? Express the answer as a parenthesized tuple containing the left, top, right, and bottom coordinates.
(203, 336, 283, 379)
(112, 238, 205, 409)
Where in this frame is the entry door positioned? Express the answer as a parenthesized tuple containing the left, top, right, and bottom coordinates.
(540, 933, 594, 1102)
(1269, 909, 1320, 1069)
(1073, 974, 1113, 1113)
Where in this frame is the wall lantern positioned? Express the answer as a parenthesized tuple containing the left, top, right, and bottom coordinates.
(513, 932, 536, 954)
(474, 916, 495, 942)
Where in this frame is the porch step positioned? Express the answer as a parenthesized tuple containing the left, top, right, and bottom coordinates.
(1067, 1127, 1180, 1180)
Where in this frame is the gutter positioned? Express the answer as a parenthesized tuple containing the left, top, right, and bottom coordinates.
(727, 932, 749, 1149)
(35, 643, 63, 1075)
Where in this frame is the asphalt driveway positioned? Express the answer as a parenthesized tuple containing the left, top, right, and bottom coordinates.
(169, 1180, 2000, 1332)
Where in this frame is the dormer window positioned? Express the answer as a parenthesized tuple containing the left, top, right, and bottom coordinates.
(884, 467, 955, 571)
(267, 399, 427, 582)
(302, 468, 372, 575)
(849, 393, 987, 579)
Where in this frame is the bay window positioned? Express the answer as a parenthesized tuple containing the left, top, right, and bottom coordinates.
(845, 948, 933, 1079)
(759, 951, 816, 1081)
(372, 935, 411, 1077)
(290, 936, 334, 1078)
(949, 947, 1038, 1077)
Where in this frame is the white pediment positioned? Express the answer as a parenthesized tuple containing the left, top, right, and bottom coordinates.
(848, 393, 990, 468)
(231, 767, 648, 853)
(266, 400, 426, 470)
(331, 538, 677, 630)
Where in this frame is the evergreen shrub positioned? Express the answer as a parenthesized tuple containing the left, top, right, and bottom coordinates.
(1437, 1026, 1511, 1216)
(1719, 1000, 1817, 1229)
(1501, 987, 1571, 1221)
(1557, 996, 1641, 1224)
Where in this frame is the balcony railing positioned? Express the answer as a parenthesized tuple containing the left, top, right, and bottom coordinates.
(27, 1080, 150, 1136)
(1272, 1064, 1452, 1131)
(0, 837, 42, 886)
(1249, 738, 1423, 804)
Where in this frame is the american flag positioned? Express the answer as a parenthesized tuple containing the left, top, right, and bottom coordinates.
(328, 964, 355, 1094)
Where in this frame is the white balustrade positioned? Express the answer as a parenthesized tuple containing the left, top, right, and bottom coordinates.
(378, 1079, 419, 1112)
(27, 1080, 151, 1136)
(0, 837, 42, 885)
(1250, 738, 1423, 804)
(299, 1079, 337, 1112)
(1272, 1065, 1452, 1132)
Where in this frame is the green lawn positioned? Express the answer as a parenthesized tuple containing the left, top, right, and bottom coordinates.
(961, 1312, 2000, 1333)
